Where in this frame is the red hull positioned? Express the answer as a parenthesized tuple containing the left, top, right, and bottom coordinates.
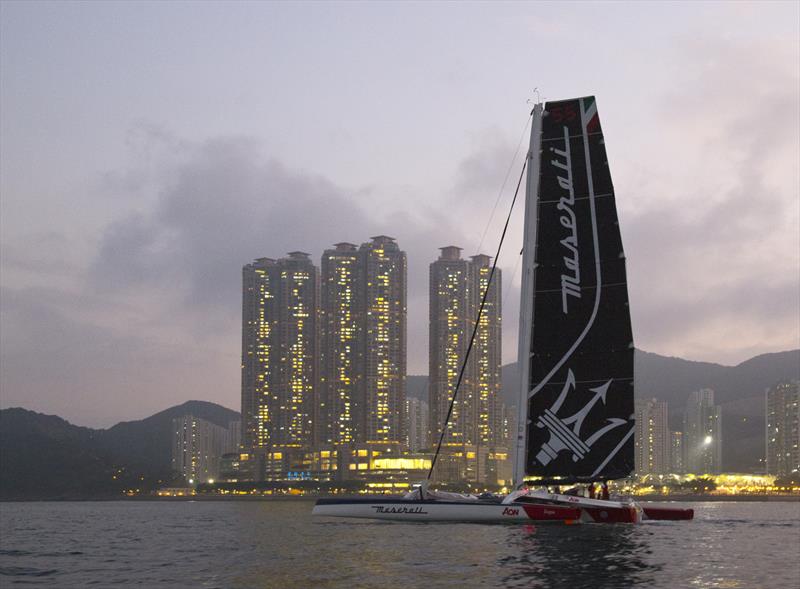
(521, 504, 582, 520)
(642, 506, 694, 521)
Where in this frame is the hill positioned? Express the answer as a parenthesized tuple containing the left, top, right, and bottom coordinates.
(415, 349, 800, 472)
(0, 401, 238, 500)
(98, 400, 239, 475)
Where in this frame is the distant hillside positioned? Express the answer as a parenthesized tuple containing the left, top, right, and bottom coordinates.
(417, 349, 800, 472)
(0, 401, 238, 500)
(98, 400, 239, 474)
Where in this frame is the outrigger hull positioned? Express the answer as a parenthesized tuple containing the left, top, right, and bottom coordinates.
(313, 498, 581, 523)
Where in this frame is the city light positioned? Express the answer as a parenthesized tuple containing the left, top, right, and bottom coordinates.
(703, 435, 713, 445)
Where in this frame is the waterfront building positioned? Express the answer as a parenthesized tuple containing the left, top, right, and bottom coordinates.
(407, 397, 430, 453)
(430, 246, 472, 447)
(429, 246, 502, 483)
(683, 388, 722, 474)
(319, 243, 365, 447)
(241, 253, 319, 477)
(766, 380, 800, 477)
(634, 398, 670, 475)
(470, 254, 502, 447)
(219, 452, 256, 482)
(171, 415, 240, 483)
(360, 236, 407, 448)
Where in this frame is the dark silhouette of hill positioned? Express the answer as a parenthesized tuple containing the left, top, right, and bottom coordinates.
(0, 401, 238, 500)
(98, 400, 239, 474)
(0, 408, 126, 499)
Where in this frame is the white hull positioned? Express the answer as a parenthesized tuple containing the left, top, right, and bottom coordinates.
(312, 498, 581, 523)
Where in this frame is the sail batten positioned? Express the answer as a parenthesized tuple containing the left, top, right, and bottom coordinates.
(520, 96, 634, 484)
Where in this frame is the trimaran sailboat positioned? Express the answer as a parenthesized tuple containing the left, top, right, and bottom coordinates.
(313, 96, 693, 524)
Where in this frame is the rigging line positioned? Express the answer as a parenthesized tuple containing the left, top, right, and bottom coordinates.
(427, 157, 528, 482)
(475, 114, 532, 256)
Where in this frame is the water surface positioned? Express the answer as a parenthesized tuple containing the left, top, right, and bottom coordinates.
(1, 500, 798, 587)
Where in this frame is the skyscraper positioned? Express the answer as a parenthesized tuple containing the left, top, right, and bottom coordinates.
(429, 246, 502, 482)
(634, 398, 670, 475)
(429, 246, 473, 446)
(470, 254, 502, 446)
(766, 380, 800, 477)
(241, 253, 319, 477)
(683, 388, 722, 474)
(319, 243, 364, 447)
(361, 236, 407, 447)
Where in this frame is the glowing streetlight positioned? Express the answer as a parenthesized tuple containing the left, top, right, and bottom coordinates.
(703, 435, 713, 445)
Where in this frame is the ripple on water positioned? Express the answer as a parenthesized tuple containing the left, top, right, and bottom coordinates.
(0, 501, 798, 588)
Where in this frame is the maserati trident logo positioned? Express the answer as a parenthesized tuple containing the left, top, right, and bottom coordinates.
(534, 368, 627, 466)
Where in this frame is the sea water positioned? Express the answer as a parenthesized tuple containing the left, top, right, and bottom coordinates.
(1, 500, 798, 588)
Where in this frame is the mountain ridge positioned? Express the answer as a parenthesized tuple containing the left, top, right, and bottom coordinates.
(0, 401, 238, 500)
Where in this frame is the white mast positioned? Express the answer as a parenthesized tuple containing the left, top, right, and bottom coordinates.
(513, 103, 543, 486)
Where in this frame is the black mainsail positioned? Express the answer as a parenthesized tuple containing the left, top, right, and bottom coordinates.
(515, 97, 634, 484)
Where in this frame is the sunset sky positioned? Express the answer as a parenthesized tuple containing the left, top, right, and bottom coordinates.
(2, 1, 798, 427)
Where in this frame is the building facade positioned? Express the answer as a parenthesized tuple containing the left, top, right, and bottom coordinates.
(683, 388, 722, 474)
(470, 254, 502, 447)
(171, 415, 240, 483)
(428, 246, 503, 483)
(430, 246, 473, 447)
(634, 398, 670, 475)
(360, 236, 407, 447)
(319, 243, 365, 447)
(407, 397, 430, 453)
(766, 380, 800, 477)
(241, 253, 319, 477)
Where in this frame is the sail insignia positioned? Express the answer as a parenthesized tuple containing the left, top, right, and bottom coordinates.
(524, 96, 634, 482)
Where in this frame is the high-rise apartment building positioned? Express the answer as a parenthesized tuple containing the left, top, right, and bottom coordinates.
(241, 253, 319, 476)
(171, 415, 240, 483)
(429, 246, 502, 482)
(471, 254, 502, 446)
(430, 246, 473, 446)
(319, 243, 364, 447)
(360, 236, 407, 447)
(634, 398, 670, 475)
(407, 397, 430, 453)
(316, 236, 408, 471)
(766, 380, 800, 477)
(683, 388, 722, 474)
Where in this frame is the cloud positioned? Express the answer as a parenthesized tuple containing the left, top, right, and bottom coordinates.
(623, 36, 800, 362)
(89, 134, 470, 351)
(0, 135, 466, 425)
(2, 33, 797, 428)
(0, 284, 235, 426)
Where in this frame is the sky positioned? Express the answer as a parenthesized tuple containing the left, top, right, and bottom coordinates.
(1, 1, 798, 428)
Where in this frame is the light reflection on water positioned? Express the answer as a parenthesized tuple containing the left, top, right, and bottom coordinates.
(1, 501, 798, 588)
